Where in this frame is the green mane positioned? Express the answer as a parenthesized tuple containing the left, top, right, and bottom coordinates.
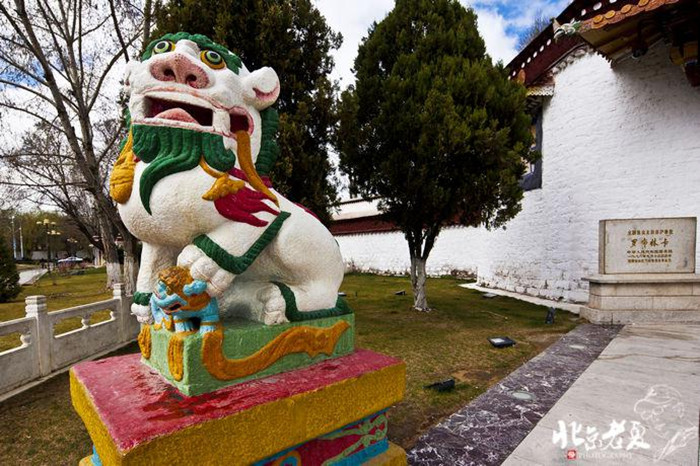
(256, 108, 280, 176)
(142, 32, 242, 74)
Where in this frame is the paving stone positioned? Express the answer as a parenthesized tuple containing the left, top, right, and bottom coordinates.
(408, 324, 621, 465)
(506, 323, 700, 465)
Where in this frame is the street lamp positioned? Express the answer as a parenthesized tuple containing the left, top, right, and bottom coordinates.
(67, 237, 79, 257)
(19, 220, 24, 259)
(37, 219, 60, 271)
(11, 215, 17, 260)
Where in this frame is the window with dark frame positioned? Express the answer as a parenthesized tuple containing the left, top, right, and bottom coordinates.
(520, 107, 542, 191)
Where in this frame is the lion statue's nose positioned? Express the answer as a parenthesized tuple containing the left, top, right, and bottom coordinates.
(149, 54, 210, 89)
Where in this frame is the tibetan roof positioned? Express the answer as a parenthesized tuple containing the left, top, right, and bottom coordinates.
(507, 0, 699, 87)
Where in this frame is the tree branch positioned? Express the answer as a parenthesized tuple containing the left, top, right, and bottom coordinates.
(0, 78, 56, 106)
(0, 52, 49, 87)
(87, 29, 141, 111)
(0, 102, 70, 136)
(97, 119, 125, 162)
(108, 0, 130, 62)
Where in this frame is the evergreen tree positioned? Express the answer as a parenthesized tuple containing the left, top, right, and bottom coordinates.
(337, 0, 534, 310)
(154, 0, 341, 222)
(0, 232, 20, 303)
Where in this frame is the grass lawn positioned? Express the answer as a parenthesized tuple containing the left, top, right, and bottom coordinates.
(0, 268, 114, 352)
(342, 274, 580, 447)
(0, 272, 581, 464)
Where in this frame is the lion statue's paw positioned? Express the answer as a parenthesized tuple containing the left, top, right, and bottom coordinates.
(177, 244, 203, 268)
(208, 269, 235, 296)
(178, 245, 234, 298)
(257, 284, 289, 325)
(131, 303, 153, 324)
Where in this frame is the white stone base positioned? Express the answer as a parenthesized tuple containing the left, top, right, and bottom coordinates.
(461, 283, 581, 314)
(581, 273, 700, 324)
(580, 306, 700, 324)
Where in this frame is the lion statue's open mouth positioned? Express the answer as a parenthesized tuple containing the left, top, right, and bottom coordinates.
(139, 93, 253, 137)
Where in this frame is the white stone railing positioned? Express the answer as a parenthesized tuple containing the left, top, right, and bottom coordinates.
(0, 284, 139, 399)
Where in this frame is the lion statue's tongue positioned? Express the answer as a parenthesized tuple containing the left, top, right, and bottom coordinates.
(155, 108, 198, 123)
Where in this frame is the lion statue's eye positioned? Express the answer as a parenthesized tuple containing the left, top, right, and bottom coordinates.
(200, 50, 225, 69)
(153, 40, 174, 54)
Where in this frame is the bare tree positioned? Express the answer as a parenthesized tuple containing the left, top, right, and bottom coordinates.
(0, 0, 153, 291)
(2, 121, 107, 263)
(518, 14, 551, 50)
(0, 176, 29, 212)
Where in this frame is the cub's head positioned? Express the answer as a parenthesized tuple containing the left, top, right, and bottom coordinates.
(153, 266, 210, 313)
(111, 33, 281, 213)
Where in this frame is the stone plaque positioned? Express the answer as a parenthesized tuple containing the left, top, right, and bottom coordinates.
(599, 217, 697, 274)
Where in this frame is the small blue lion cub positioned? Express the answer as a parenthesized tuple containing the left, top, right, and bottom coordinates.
(150, 266, 220, 334)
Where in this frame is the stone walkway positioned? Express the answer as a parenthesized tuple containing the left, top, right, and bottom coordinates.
(460, 283, 582, 315)
(503, 323, 700, 465)
(408, 323, 700, 465)
(408, 324, 621, 465)
(18, 268, 47, 286)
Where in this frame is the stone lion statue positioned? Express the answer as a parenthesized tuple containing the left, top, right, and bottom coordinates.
(110, 33, 343, 327)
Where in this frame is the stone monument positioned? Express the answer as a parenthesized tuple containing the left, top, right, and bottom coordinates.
(581, 217, 700, 323)
(70, 33, 406, 465)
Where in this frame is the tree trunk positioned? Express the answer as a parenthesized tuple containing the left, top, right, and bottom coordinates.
(122, 234, 139, 295)
(410, 255, 429, 311)
(142, 0, 153, 48)
(99, 220, 121, 288)
(104, 256, 121, 288)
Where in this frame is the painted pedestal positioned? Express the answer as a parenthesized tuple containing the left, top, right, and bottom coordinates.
(140, 315, 356, 396)
(71, 347, 406, 465)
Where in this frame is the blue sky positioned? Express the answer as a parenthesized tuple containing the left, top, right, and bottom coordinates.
(472, 0, 569, 38)
(314, 0, 570, 86)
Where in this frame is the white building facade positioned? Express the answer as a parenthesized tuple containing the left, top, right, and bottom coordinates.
(332, 1, 700, 303)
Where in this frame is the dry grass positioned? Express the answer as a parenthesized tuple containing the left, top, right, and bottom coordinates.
(0, 273, 580, 464)
(0, 268, 113, 352)
(15, 264, 39, 271)
(341, 274, 581, 448)
(0, 343, 138, 465)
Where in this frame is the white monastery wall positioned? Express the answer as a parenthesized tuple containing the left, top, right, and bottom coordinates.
(335, 43, 700, 303)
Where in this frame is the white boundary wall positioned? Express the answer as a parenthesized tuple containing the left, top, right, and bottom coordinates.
(0, 284, 139, 398)
(336, 43, 700, 303)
